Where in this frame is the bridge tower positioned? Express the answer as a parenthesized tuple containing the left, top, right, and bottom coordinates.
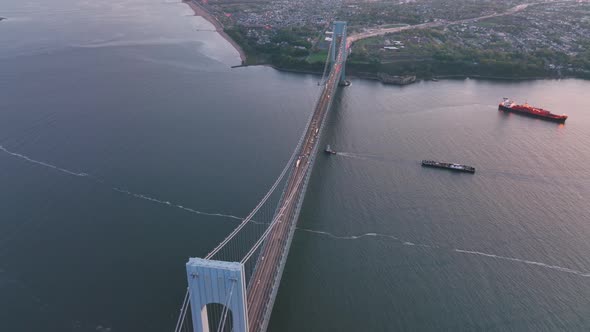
(186, 258, 249, 332)
(329, 21, 349, 86)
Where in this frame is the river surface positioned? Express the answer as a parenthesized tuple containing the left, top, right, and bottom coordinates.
(1, 0, 589, 331)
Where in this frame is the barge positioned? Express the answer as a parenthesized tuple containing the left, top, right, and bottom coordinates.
(421, 160, 475, 173)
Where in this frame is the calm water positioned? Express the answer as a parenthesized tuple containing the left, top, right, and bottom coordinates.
(1, 0, 589, 331)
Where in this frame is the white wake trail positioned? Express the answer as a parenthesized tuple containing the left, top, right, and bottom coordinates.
(334, 152, 373, 162)
(297, 228, 401, 241)
(298, 228, 590, 278)
(110, 188, 244, 221)
(73, 38, 195, 49)
(0, 145, 89, 177)
(5, 145, 589, 278)
(0, 145, 243, 222)
(453, 249, 590, 278)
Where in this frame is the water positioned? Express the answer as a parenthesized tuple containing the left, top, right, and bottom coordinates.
(1, 0, 589, 331)
(272, 78, 590, 331)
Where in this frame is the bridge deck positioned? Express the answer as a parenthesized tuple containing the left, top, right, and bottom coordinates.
(245, 56, 345, 332)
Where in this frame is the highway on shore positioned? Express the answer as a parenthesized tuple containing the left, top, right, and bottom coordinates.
(245, 40, 346, 332)
(348, 3, 533, 44)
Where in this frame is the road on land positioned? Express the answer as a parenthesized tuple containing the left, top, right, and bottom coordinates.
(348, 3, 533, 43)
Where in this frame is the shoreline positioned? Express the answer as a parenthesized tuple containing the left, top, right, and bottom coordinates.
(183, 0, 246, 64)
(180, 1, 588, 83)
(237, 63, 583, 86)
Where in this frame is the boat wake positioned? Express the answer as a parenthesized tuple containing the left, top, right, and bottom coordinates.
(111, 187, 243, 221)
(0, 145, 89, 177)
(73, 38, 197, 49)
(3, 145, 589, 278)
(334, 152, 374, 161)
(298, 228, 590, 278)
(298, 228, 399, 241)
(335, 151, 413, 165)
(453, 249, 590, 277)
(0, 145, 243, 222)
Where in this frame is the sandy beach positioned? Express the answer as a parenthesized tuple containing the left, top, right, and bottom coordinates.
(183, 0, 246, 63)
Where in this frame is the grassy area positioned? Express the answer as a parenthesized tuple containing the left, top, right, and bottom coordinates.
(306, 51, 329, 63)
(355, 37, 383, 47)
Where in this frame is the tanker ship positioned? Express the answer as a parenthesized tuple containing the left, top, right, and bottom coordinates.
(499, 98, 567, 123)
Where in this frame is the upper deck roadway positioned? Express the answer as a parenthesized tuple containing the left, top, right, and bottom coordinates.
(245, 41, 348, 332)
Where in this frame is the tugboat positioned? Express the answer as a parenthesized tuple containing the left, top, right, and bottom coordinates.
(499, 98, 567, 123)
(421, 160, 475, 173)
(324, 145, 337, 155)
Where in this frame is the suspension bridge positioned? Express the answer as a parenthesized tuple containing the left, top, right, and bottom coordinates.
(175, 21, 350, 332)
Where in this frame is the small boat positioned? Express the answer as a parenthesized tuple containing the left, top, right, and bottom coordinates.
(421, 160, 475, 173)
(324, 145, 337, 155)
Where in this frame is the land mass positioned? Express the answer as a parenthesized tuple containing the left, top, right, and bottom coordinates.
(184, 0, 246, 63)
(186, 0, 590, 82)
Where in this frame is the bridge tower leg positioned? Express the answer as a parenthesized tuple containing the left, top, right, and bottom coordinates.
(329, 29, 337, 64)
(186, 258, 249, 332)
(330, 21, 350, 86)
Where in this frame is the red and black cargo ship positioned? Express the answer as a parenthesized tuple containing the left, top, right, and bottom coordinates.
(499, 98, 567, 123)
